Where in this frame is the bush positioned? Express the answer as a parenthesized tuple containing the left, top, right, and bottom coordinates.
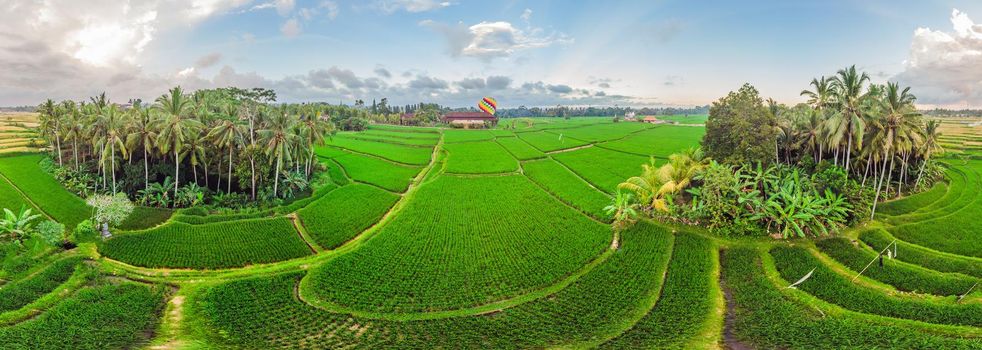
(33, 220, 64, 246)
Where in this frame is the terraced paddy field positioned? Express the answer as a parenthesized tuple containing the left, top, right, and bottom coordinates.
(0, 112, 42, 154)
(1, 118, 981, 349)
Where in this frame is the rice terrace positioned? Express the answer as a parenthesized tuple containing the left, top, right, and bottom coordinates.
(2, 1, 982, 349)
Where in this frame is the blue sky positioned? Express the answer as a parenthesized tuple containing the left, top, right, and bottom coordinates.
(4, 0, 982, 108)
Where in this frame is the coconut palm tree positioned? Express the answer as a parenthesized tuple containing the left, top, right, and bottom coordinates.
(94, 105, 129, 193)
(297, 107, 334, 178)
(155, 87, 201, 197)
(259, 111, 298, 198)
(829, 65, 870, 171)
(62, 101, 85, 171)
(870, 82, 920, 218)
(914, 120, 943, 188)
(208, 118, 241, 194)
(38, 99, 64, 166)
(126, 105, 158, 190)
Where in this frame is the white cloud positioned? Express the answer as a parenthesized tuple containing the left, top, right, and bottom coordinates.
(321, 0, 339, 20)
(421, 20, 572, 60)
(275, 0, 295, 16)
(893, 9, 982, 107)
(521, 8, 532, 22)
(195, 52, 223, 68)
(280, 18, 302, 37)
(377, 0, 451, 13)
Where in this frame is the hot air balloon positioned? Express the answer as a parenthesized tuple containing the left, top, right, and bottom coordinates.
(478, 97, 497, 115)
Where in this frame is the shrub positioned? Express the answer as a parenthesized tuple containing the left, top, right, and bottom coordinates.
(33, 220, 64, 246)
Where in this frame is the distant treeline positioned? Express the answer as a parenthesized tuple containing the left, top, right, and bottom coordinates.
(920, 108, 982, 118)
(494, 105, 711, 118)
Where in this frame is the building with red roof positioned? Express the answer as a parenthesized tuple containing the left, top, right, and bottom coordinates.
(442, 111, 498, 128)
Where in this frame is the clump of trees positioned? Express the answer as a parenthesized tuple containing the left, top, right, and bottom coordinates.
(612, 66, 945, 238)
(36, 87, 348, 208)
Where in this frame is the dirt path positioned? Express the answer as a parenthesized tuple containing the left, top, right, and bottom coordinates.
(719, 250, 754, 350)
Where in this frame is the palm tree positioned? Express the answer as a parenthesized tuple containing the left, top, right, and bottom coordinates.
(259, 112, 298, 197)
(126, 105, 158, 190)
(208, 118, 241, 194)
(914, 120, 943, 188)
(870, 82, 919, 218)
(800, 76, 834, 111)
(63, 101, 85, 170)
(94, 105, 129, 193)
(829, 65, 870, 171)
(297, 108, 334, 178)
(38, 99, 64, 166)
(604, 192, 638, 232)
(154, 87, 200, 197)
(618, 157, 664, 212)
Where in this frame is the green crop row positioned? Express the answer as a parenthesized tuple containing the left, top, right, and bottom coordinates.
(517, 131, 590, 152)
(0, 175, 37, 214)
(443, 141, 518, 174)
(816, 237, 978, 296)
(596, 125, 705, 157)
(320, 137, 432, 165)
(860, 229, 982, 278)
(495, 137, 545, 160)
(722, 247, 982, 349)
(117, 206, 173, 230)
(337, 132, 437, 146)
(770, 246, 982, 327)
(297, 184, 399, 250)
(0, 282, 166, 349)
(195, 221, 675, 349)
(523, 159, 610, 220)
(0, 256, 83, 313)
(305, 175, 611, 313)
(443, 129, 495, 143)
(362, 128, 440, 139)
(877, 182, 948, 217)
(548, 122, 652, 143)
(883, 164, 977, 225)
(368, 124, 440, 134)
(553, 146, 652, 193)
(329, 152, 421, 192)
(99, 217, 312, 269)
(172, 211, 271, 225)
(601, 232, 718, 349)
(0, 154, 89, 229)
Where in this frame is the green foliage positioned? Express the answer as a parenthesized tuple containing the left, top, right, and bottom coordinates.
(85, 193, 135, 229)
(33, 220, 64, 246)
(703, 84, 778, 165)
(0, 206, 42, 245)
(196, 222, 673, 348)
(0, 282, 166, 349)
(860, 228, 982, 278)
(771, 246, 982, 327)
(443, 129, 495, 143)
(297, 184, 399, 249)
(443, 141, 518, 174)
(878, 182, 947, 216)
(305, 175, 610, 313)
(117, 206, 172, 230)
(99, 217, 312, 269)
(722, 247, 982, 349)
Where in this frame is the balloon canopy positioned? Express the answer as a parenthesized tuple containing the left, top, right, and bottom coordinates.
(478, 97, 497, 115)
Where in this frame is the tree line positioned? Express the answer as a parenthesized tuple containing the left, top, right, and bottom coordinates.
(610, 66, 946, 237)
(35, 87, 347, 208)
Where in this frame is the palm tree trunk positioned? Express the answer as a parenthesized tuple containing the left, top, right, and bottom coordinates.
(228, 145, 233, 194)
(884, 154, 896, 199)
(274, 153, 282, 197)
(914, 154, 929, 189)
(144, 147, 149, 190)
(204, 160, 209, 189)
(111, 143, 117, 194)
(193, 163, 198, 185)
(845, 135, 853, 173)
(250, 155, 256, 200)
(174, 149, 180, 197)
(55, 133, 63, 167)
(861, 156, 872, 187)
(73, 140, 79, 171)
(870, 151, 891, 219)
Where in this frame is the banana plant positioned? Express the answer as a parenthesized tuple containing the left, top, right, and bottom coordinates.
(0, 206, 42, 245)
